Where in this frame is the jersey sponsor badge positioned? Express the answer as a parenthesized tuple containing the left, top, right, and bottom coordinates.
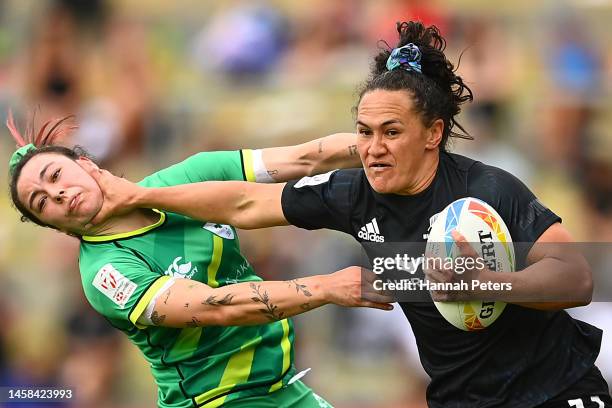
(92, 263, 138, 309)
(358, 218, 385, 242)
(203, 222, 235, 239)
(165, 256, 198, 279)
(293, 170, 337, 188)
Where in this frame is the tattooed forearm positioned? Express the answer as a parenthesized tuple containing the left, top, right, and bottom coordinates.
(186, 316, 201, 328)
(203, 293, 235, 306)
(151, 311, 166, 326)
(163, 290, 171, 304)
(348, 144, 358, 156)
(250, 283, 284, 321)
(287, 279, 312, 297)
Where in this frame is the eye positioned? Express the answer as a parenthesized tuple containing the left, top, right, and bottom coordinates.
(51, 169, 60, 182)
(38, 196, 47, 212)
(358, 128, 373, 136)
(386, 129, 400, 137)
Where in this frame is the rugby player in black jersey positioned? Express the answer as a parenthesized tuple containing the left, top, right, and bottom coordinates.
(87, 21, 611, 408)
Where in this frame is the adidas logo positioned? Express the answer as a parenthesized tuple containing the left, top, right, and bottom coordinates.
(358, 218, 385, 242)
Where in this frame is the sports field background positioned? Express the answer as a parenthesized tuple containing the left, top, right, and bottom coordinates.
(0, 1, 610, 407)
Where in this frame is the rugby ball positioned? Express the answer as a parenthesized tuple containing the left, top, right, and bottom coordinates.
(425, 197, 515, 331)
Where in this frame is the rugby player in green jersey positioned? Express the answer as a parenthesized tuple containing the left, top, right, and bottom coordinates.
(6, 112, 393, 408)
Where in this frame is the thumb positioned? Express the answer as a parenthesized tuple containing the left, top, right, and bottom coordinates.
(452, 230, 478, 258)
(87, 167, 104, 186)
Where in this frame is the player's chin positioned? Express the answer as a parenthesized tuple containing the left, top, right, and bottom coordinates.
(369, 181, 394, 194)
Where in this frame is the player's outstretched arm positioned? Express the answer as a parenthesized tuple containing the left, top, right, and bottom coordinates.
(259, 132, 360, 182)
(141, 267, 393, 328)
(87, 169, 288, 228)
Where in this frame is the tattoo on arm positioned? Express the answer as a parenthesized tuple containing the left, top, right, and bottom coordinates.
(348, 145, 358, 156)
(184, 302, 190, 308)
(203, 293, 235, 306)
(163, 290, 171, 304)
(186, 316, 201, 328)
(151, 311, 166, 326)
(318, 140, 323, 153)
(287, 279, 312, 297)
(250, 283, 284, 321)
(267, 169, 279, 176)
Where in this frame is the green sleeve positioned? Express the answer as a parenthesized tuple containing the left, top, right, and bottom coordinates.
(80, 250, 171, 328)
(139, 150, 257, 188)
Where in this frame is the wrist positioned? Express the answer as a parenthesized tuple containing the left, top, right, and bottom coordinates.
(313, 275, 333, 305)
(133, 186, 151, 208)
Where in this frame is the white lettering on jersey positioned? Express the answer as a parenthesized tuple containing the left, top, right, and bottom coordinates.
(358, 218, 385, 242)
(293, 170, 337, 188)
(93, 263, 138, 309)
(423, 211, 442, 240)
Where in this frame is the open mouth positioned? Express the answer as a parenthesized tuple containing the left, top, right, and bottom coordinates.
(369, 162, 392, 169)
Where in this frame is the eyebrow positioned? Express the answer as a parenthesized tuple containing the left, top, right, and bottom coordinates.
(356, 119, 401, 127)
(28, 161, 54, 211)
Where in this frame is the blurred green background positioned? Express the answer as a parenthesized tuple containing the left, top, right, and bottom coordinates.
(0, 0, 611, 407)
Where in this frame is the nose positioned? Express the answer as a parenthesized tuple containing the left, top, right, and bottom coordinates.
(367, 134, 387, 157)
(54, 189, 66, 203)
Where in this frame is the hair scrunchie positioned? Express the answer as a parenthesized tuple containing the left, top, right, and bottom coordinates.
(9, 144, 36, 175)
(386, 43, 422, 73)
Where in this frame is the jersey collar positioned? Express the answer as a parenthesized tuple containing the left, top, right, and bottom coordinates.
(81, 209, 166, 243)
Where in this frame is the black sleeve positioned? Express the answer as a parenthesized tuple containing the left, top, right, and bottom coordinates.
(281, 169, 355, 233)
(467, 163, 561, 267)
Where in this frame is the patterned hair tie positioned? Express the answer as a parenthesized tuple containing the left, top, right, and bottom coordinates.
(386, 43, 422, 73)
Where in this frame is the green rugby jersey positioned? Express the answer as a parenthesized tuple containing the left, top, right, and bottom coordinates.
(79, 150, 296, 408)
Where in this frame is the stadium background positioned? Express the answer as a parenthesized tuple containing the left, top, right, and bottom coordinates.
(0, 0, 610, 407)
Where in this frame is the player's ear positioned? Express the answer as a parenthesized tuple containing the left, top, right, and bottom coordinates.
(425, 119, 444, 150)
(76, 156, 100, 172)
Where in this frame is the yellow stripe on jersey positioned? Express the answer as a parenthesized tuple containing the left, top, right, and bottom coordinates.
(129, 275, 172, 328)
(241, 149, 256, 182)
(167, 327, 204, 361)
(268, 319, 291, 393)
(83, 210, 166, 242)
(196, 336, 263, 407)
(207, 235, 223, 288)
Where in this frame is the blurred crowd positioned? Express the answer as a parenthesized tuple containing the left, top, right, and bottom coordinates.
(0, 0, 611, 407)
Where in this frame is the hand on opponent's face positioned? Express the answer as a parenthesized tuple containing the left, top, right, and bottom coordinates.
(85, 167, 144, 227)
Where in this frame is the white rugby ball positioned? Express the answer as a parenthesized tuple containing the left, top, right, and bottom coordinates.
(425, 197, 515, 331)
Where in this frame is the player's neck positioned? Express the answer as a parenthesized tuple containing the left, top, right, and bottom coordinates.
(85, 209, 161, 237)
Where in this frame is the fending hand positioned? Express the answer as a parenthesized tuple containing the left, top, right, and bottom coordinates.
(85, 167, 145, 226)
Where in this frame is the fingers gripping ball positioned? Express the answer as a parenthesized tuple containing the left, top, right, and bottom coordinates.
(425, 197, 515, 331)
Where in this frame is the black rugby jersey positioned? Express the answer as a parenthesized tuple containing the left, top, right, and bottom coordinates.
(281, 151, 603, 408)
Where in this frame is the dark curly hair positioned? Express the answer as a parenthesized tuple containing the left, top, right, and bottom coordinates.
(356, 21, 474, 150)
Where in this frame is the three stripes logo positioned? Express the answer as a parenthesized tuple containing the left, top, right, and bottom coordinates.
(358, 218, 385, 242)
